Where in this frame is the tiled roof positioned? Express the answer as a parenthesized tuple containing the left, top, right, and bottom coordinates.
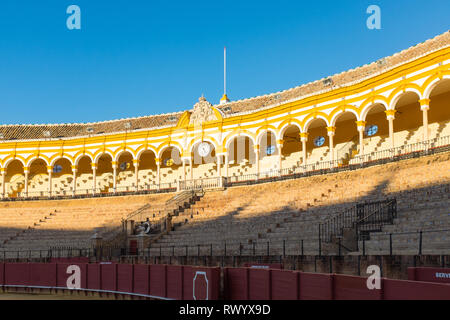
(215, 30, 450, 116)
(1, 30, 449, 141)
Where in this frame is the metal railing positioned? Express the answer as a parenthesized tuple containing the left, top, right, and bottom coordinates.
(3, 228, 448, 262)
(319, 199, 397, 244)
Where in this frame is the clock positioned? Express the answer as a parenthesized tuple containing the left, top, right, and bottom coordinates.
(198, 142, 211, 157)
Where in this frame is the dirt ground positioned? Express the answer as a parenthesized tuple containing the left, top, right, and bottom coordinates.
(0, 292, 116, 300)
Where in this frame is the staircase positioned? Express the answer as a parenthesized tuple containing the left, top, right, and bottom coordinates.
(319, 199, 397, 253)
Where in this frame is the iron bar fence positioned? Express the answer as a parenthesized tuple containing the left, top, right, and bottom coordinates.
(2, 228, 449, 262)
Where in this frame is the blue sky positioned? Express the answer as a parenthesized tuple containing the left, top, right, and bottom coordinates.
(0, 0, 448, 124)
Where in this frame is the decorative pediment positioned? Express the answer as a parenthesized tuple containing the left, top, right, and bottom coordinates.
(189, 96, 218, 125)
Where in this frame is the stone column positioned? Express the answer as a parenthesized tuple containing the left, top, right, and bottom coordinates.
(385, 110, 396, 149)
(217, 154, 223, 187)
(133, 159, 140, 192)
(91, 163, 97, 195)
(24, 167, 29, 197)
(112, 161, 117, 193)
(300, 132, 308, 166)
(47, 165, 53, 197)
(71, 165, 77, 196)
(189, 158, 193, 181)
(356, 121, 366, 160)
(419, 99, 430, 142)
(326, 126, 336, 163)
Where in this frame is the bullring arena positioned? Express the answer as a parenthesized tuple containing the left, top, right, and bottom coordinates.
(0, 31, 450, 300)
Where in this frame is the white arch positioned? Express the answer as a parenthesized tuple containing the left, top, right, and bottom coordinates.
(136, 147, 157, 161)
(94, 151, 114, 164)
(330, 109, 359, 127)
(360, 101, 388, 122)
(188, 138, 217, 154)
(424, 76, 450, 99)
(3, 157, 26, 169)
(389, 90, 421, 110)
(157, 145, 182, 160)
(26, 156, 50, 168)
(256, 129, 278, 146)
(224, 133, 256, 151)
(114, 149, 136, 163)
(50, 156, 74, 167)
(74, 153, 94, 166)
(303, 116, 329, 133)
(279, 123, 302, 141)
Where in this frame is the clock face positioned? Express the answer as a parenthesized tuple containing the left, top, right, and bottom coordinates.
(198, 142, 211, 157)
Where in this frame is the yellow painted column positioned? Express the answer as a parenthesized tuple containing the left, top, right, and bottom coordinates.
(224, 153, 228, 178)
(1, 169, 5, 198)
(133, 159, 140, 191)
(277, 140, 284, 175)
(71, 165, 77, 196)
(300, 132, 309, 166)
(91, 163, 97, 195)
(419, 99, 430, 142)
(155, 158, 161, 189)
(254, 145, 260, 179)
(327, 127, 336, 163)
(356, 121, 367, 159)
(385, 110, 396, 149)
(111, 161, 117, 193)
(47, 165, 53, 197)
(23, 166, 29, 197)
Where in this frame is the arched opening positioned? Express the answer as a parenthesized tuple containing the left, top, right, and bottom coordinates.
(305, 118, 329, 165)
(258, 131, 278, 172)
(281, 125, 302, 168)
(138, 150, 157, 189)
(362, 103, 389, 154)
(191, 141, 216, 179)
(160, 147, 182, 185)
(5, 160, 24, 198)
(116, 151, 135, 191)
(334, 112, 358, 164)
(27, 159, 49, 196)
(393, 92, 422, 146)
(428, 79, 450, 140)
(52, 158, 72, 196)
(227, 136, 256, 177)
(75, 155, 93, 194)
(96, 153, 113, 193)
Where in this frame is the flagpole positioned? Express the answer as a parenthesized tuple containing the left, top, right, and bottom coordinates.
(224, 46, 227, 95)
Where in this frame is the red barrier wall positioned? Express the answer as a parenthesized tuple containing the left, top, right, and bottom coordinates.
(408, 267, 450, 284)
(100, 263, 117, 291)
(167, 265, 183, 300)
(384, 279, 450, 300)
(57, 263, 87, 289)
(0, 263, 4, 285)
(333, 274, 382, 300)
(298, 272, 333, 300)
(1, 262, 450, 300)
(183, 266, 221, 300)
(244, 263, 283, 270)
(87, 264, 101, 290)
(271, 270, 298, 300)
(149, 264, 166, 298)
(5, 263, 30, 286)
(133, 264, 149, 296)
(224, 268, 248, 300)
(248, 268, 271, 300)
(117, 264, 133, 293)
(30, 263, 57, 287)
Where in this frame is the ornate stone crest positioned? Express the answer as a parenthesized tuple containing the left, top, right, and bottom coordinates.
(189, 96, 217, 125)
